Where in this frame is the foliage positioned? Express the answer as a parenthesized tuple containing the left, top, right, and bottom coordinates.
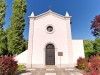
(83, 40, 95, 58)
(0, 0, 7, 29)
(0, 30, 8, 56)
(84, 70, 100, 75)
(83, 40, 94, 52)
(91, 15, 100, 37)
(7, 0, 27, 54)
(89, 55, 100, 71)
(77, 57, 89, 71)
(84, 55, 100, 75)
(0, 0, 8, 56)
(83, 39, 100, 58)
(93, 38, 100, 52)
(0, 56, 18, 75)
(23, 40, 28, 51)
(17, 64, 25, 72)
(85, 51, 96, 58)
(83, 40, 94, 58)
(77, 55, 100, 75)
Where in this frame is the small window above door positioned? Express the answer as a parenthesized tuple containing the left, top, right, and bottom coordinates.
(46, 25, 54, 34)
(47, 26, 53, 32)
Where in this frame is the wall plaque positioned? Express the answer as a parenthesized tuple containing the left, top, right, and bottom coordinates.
(58, 52, 63, 56)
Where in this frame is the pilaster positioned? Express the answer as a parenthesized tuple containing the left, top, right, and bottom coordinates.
(66, 16, 73, 66)
(27, 12, 34, 68)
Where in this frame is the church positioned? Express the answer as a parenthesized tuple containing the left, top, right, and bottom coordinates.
(15, 10, 85, 68)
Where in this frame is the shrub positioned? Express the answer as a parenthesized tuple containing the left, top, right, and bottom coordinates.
(77, 54, 100, 75)
(85, 51, 96, 58)
(77, 57, 89, 71)
(89, 55, 100, 71)
(17, 64, 25, 71)
(0, 56, 18, 75)
(84, 70, 99, 75)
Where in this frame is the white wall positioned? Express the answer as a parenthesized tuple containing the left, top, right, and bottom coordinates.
(26, 11, 85, 68)
(72, 40, 85, 64)
(32, 14, 69, 66)
(15, 50, 27, 64)
(15, 40, 85, 67)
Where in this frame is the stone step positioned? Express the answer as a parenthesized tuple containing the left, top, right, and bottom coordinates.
(45, 73, 56, 75)
(17, 68, 83, 75)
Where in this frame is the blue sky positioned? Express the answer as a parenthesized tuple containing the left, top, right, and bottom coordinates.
(4, 0, 100, 40)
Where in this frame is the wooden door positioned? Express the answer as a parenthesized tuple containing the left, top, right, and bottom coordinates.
(46, 44, 55, 65)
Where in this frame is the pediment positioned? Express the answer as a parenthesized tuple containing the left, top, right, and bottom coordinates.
(29, 10, 71, 20)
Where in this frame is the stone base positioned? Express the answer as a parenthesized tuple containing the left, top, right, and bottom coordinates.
(25, 63, 76, 68)
(45, 73, 56, 75)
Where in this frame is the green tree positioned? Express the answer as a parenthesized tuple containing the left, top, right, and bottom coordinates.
(24, 40, 28, 50)
(7, 0, 27, 54)
(83, 40, 94, 58)
(83, 40, 94, 52)
(93, 38, 100, 52)
(0, 0, 7, 56)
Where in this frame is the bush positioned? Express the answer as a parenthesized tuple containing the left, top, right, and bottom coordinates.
(89, 55, 100, 71)
(77, 54, 100, 75)
(17, 64, 25, 71)
(0, 56, 18, 75)
(85, 51, 96, 58)
(77, 57, 89, 71)
(84, 70, 100, 75)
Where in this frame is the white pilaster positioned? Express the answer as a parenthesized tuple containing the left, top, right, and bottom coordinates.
(65, 13, 73, 66)
(27, 12, 34, 68)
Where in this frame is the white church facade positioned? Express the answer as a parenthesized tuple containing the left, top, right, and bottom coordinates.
(15, 10, 85, 68)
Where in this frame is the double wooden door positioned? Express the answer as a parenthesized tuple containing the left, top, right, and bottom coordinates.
(46, 44, 55, 65)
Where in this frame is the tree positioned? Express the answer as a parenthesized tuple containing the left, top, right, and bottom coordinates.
(91, 15, 100, 53)
(91, 15, 100, 37)
(84, 39, 100, 58)
(83, 40, 94, 58)
(93, 38, 100, 52)
(83, 40, 94, 52)
(7, 0, 27, 54)
(24, 40, 28, 50)
(0, 0, 7, 56)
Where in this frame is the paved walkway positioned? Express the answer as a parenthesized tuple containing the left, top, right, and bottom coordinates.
(16, 68, 83, 75)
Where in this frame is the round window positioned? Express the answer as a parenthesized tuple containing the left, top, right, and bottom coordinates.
(47, 26, 53, 32)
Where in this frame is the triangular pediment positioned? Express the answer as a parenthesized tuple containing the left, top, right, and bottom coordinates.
(29, 10, 71, 20)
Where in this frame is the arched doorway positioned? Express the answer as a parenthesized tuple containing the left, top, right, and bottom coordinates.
(45, 44, 55, 65)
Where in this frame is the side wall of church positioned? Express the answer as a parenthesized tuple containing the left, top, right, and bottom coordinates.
(72, 40, 85, 65)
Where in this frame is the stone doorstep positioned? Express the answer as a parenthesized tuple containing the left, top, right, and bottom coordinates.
(46, 69, 55, 71)
(70, 73, 74, 75)
(45, 73, 56, 75)
(27, 68, 36, 71)
(45, 65, 56, 67)
(70, 72, 83, 75)
(65, 68, 74, 71)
